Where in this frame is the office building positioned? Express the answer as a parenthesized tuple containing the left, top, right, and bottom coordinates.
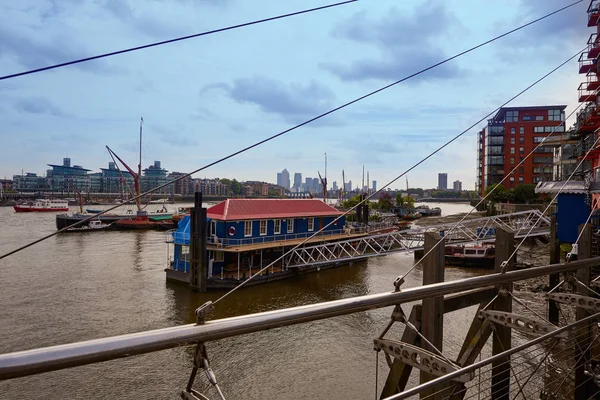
(372, 180, 377, 192)
(438, 173, 448, 190)
(453, 180, 462, 192)
(47, 158, 91, 192)
(293, 173, 302, 191)
(277, 169, 290, 190)
(476, 106, 566, 196)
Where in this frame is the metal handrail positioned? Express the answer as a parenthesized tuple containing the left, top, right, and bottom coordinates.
(0, 257, 598, 381)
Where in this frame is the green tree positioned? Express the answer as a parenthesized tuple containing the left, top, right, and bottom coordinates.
(378, 192, 393, 212)
(342, 194, 362, 209)
(395, 193, 405, 207)
(484, 184, 510, 203)
(511, 184, 539, 204)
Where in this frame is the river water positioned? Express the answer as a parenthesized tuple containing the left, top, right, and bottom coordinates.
(0, 202, 489, 400)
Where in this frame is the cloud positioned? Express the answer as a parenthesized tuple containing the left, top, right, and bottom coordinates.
(218, 76, 337, 123)
(99, 0, 190, 39)
(0, 23, 120, 75)
(493, 0, 585, 61)
(321, 3, 463, 82)
(149, 123, 199, 147)
(14, 97, 68, 117)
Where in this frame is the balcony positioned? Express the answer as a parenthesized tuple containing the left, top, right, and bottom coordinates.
(589, 33, 600, 59)
(587, 70, 600, 91)
(575, 103, 600, 134)
(579, 82, 598, 103)
(589, 0, 600, 27)
(579, 51, 596, 74)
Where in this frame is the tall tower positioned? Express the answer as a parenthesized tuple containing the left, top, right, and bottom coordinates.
(438, 173, 448, 190)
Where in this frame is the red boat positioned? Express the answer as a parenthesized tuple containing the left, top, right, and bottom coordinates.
(14, 199, 69, 213)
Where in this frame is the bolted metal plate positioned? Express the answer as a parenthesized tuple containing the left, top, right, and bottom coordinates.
(373, 338, 473, 383)
(545, 293, 600, 312)
(479, 310, 567, 338)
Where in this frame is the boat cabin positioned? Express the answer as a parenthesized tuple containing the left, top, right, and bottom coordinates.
(168, 199, 346, 278)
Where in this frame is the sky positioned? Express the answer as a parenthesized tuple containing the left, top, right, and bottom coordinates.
(0, 0, 590, 191)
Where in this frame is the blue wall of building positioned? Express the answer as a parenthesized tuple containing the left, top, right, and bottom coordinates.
(557, 194, 590, 243)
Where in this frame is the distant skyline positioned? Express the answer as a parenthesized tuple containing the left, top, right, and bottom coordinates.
(0, 0, 587, 191)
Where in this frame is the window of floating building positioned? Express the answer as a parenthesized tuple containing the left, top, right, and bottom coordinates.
(244, 221, 252, 237)
(510, 127, 516, 134)
(287, 218, 294, 233)
(273, 219, 281, 234)
(520, 126, 524, 134)
(260, 220, 267, 236)
(506, 110, 519, 122)
(548, 109, 564, 121)
(308, 217, 314, 231)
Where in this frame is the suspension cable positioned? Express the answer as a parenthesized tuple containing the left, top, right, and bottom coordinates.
(0, 3, 583, 262)
(210, 46, 582, 304)
(0, 1, 357, 81)
(398, 93, 586, 284)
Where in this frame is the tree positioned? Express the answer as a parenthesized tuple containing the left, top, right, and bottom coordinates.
(484, 184, 510, 203)
(342, 194, 362, 209)
(395, 193, 405, 207)
(378, 192, 393, 212)
(511, 184, 539, 204)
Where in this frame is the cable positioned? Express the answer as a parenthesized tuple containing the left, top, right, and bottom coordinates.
(0, 1, 357, 81)
(0, 0, 583, 262)
(506, 133, 600, 268)
(210, 46, 582, 304)
(394, 47, 585, 284)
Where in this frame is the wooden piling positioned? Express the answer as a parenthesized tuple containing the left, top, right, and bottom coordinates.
(189, 192, 208, 292)
(491, 227, 514, 400)
(420, 231, 446, 399)
(574, 224, 593, 399)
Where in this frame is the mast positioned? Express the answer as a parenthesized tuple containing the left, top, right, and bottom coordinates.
(367, 170, 370, 196)
(341, 169, 345, 200)
(361, 165, 365, 197)
(138, 117, 143, 209)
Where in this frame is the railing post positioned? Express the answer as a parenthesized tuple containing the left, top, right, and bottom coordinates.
(420, 231, 445, 399)
(491, 227, 514, 400)
(575, 223, 594, 399)
(549, 211, 560, 324)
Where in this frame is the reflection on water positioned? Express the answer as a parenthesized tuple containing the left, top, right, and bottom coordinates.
(0, 203, 486, 399)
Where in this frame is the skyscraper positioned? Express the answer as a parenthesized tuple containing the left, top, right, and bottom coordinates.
(278, 168, 290, 190)
(293, 173, 302, 192)
(372, 180, 377, 192)
(453, 180, 462, 192)
(438, 173, 448, 190)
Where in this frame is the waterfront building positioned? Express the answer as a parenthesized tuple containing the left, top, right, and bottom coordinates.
(438, 173, 448, 190)
(476, 106, 566, 196)
(141, 161, 168, 193)
(453, 180, 462, 192)
(372, 180, 377, 192)
(47, 158, 91, 193)
(167, 172, 194, 195)
(332, 181, 338, 191)
(244, 181, 269, 197)
(195, 178, 228, 196)
(12, 173, 49, 192)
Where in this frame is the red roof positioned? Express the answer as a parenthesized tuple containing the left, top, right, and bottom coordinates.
(207, 199, 344, 221)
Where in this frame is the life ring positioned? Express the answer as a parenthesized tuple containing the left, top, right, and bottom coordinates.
(228, 226, 236, 236)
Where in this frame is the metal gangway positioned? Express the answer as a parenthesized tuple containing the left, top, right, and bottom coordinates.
(283, 210, 551, 269)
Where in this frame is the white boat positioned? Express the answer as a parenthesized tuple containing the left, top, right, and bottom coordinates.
(65, 220, 114, 232)
(13, 199, 69, 213)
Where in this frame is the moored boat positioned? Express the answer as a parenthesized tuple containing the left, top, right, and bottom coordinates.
(65, 220, 114, 232)
(14, 199, 69, 213)
(414, 243, 496, 269)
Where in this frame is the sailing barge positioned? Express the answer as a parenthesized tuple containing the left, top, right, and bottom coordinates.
(165, 198, 378, 289)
